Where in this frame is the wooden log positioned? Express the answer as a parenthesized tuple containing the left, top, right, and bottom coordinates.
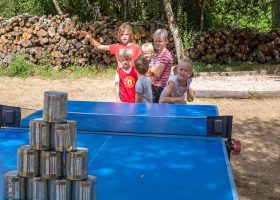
(22, 32, 32, 40)
(37, 29, 48, 37)
(48, 27, 56, 37)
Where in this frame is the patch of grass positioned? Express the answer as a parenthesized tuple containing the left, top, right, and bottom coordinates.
(194, 62, 280, 73)
(6, 55, 35, 77)
(66, 65, 97, 78)
(88, 65, 117, 79)
(0, 65, 5, 75)
(33, 65, 57, 78)
(98, 65, 116, 78)
(33, 64, 116, 79)
(2, 53, 278, 78)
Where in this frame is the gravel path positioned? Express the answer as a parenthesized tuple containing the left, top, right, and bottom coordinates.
(192, 74, 280, 91)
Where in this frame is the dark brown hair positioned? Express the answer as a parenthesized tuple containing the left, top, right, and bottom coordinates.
(134, 57, 149, 75)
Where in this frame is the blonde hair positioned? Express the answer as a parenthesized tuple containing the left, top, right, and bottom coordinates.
(117, 23, 133, 42)
(141, 42, 154, 52)
(153, 29, 168, 41)
(175, 58, 194, 78)
(118, 49, 133, 60)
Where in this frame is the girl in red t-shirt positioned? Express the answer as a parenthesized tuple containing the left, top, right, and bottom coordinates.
(80, 23, 141, 68)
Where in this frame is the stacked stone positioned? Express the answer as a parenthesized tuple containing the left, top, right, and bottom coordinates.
(3, 91, 97, 200)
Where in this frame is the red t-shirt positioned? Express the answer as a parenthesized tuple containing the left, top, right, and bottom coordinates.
(109, 43, 141, 67)
(117, 66, 138, 103)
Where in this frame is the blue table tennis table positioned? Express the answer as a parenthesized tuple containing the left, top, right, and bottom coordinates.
(0, 101, 239, 200)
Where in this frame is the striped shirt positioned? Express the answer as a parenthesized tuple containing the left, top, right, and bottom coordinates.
(152, 49, 173, 87)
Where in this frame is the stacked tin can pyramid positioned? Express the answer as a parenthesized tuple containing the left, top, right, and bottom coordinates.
(3, 91, 97, 200)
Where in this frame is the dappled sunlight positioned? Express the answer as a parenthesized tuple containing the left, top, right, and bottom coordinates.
(231, 118, 280, 200)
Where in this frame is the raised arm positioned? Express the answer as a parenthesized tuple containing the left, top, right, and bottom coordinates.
(80, 31, 110, 51)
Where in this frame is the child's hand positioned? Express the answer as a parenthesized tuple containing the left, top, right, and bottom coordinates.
(187, 89, 195, 102)
(175, 97, 186, 104)
(80, 31, 90, 38)
(147, 67, 154, 77)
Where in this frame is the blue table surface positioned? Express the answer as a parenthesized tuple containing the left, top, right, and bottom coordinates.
(0, 128, 238, 200)
(1, 101, 238, 199)
(21, 101, 219, 136)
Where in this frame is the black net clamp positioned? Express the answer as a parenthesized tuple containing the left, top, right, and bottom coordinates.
(0, 105, 21, 128)
(207, 116, 233, 139)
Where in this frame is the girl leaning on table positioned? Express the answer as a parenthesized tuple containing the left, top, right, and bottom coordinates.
(159, 58, 194, 104)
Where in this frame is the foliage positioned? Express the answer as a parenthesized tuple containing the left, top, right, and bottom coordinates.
(176, 7, 196, 50)
(0, 65, 5, 75)
(0, 0, 274, 31)
(206, 0, 273, 31)
(0, 54, 117, 78)
(6, 55, 35, 77)
(0, 0, 44, 18)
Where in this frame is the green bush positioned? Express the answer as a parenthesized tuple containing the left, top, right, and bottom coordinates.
(7, 55, 35, 77)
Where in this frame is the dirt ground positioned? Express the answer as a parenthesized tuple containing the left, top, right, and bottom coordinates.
(0, 77, 279, 200)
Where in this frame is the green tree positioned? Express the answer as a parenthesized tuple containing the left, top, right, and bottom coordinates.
(206, 0, 273, 31)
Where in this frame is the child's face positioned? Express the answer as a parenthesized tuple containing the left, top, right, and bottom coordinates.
(177, 64, 190, 80)
(119, 57, 131, 70)
(119, 30, 130, 44)
(143, 50, 153, 61)
(153, 37, 167, 52)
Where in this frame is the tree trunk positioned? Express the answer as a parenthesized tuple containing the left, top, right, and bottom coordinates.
(52, 0, 63, 15)
(84, 0, 101, 20)
(200, 0, 207, 31)
(273, 0, 280, 28)
(163, 0, 184, 62)
(122, 0, 128, 21)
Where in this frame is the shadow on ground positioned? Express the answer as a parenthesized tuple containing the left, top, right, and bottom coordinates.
(231, 118, 280, 200)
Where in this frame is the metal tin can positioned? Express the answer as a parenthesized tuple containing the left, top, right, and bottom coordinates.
(52, 121, 77, 152)
(3, 170, 25, 200)
(27, 177, 48, 200)
(40, 150, 62, 179)
(30, 119, 51, 150)
(66, 148, 88, 180)
(43, 91, 68, 123)
(49, 179, 71, 200)
(72, 175, 97, 200)
(17, 145, 39, 177)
